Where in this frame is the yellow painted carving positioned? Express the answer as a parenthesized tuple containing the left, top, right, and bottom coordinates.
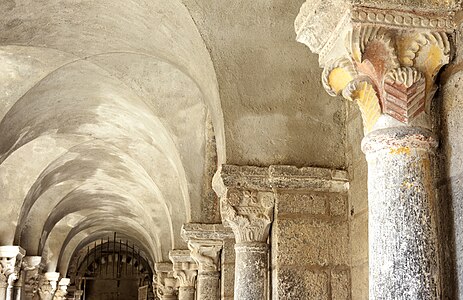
(389, 146, 411, 155)
(328, 68, 354, 94)
(396, 35, 417, 67)
(422, 44, 445, 94)
(351, 82, 381, 134)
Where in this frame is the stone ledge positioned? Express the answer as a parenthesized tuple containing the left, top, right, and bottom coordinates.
(214, 165, 349, 193)
(181, 223, 234, 242)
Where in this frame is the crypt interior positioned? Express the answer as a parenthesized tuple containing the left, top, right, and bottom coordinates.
(1, 0, 463, 299)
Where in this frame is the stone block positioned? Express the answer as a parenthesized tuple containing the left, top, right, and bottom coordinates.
(350, 211, 368, 266)
(349, 159, 368, 215)
(221, 263, 235, 298)
(351, 263, 368, 300)
(276, 192, 327, 216)
(329, 193, 348, 218)
(273, 218, 349, 266)
(331, 268, 350, 300)
(221, 238, 236, 262)
(275, 267, 329, 300)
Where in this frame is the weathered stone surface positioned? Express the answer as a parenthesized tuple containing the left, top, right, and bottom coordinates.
(277, 192, 328, 216)
(221, 239, 235, 300)
(234, 243, 268, 300)
(331, 269, 350, 300)
(271, 169, 350, 300)
(351, 263, 368, 300)
(440, 47, 463, 298)
(350, 211, 368, 266)
(274, 218, 349, 267)
(275, 268, 329, 299)
(364, 127, 439, 299)
(181, 224, 234, 242)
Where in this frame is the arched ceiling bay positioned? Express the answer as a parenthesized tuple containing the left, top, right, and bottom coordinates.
(0, 0, 223, 268)
(181, 0, 346, 168)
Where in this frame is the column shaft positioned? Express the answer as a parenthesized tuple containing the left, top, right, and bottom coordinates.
(197, 272, 219, 300)
(363, 128, 439, 299)
(0, 283, 6, 300)
(234, 243, 267, 300)
(177, 286, 194, 300)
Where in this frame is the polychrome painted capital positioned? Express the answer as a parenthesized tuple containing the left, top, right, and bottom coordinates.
(296, 1, 455, 133)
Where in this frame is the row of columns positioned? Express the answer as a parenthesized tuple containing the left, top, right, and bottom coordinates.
(155, 166, 278, 300)
(0, 246, 72, 300)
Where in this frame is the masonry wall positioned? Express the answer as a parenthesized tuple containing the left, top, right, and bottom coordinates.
(221, 238, 235, 300)
(440, 27, 463, 297)
(346, 102, 369, 299)
(271, 171, 350, 299)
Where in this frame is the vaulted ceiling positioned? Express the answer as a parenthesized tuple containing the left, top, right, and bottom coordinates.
(0, 0, 346, 276)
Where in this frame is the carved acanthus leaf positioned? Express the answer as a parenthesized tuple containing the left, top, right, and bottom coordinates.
(221, 190, 275, 243)
(173, 269, 197, 287)
(343, 79, 382, 133)
(348, 25, 399, 69)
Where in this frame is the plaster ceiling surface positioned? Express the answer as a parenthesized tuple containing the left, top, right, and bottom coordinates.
(0, 0, 224, 269)
(0, 0, 348, 275)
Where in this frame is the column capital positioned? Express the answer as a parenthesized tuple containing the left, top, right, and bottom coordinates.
(169, 250, 198, 287)
(22, 256, 43, 298)
(213, 165, 275, 243)
(181, 223, 233, 273)
(38, 271, 60, 299)
(0, 246, 25, 288)
(74, 289, 84, 300)
(154, 262, 178, 299)
(186, 240, 222, 273)
(295, 0, 457, 133)
(54, 278, 70, 300)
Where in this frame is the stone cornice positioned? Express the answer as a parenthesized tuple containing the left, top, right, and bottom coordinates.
(181, 223, 234, 242)
(214, 165, 348, 193)
(169, 250, 196, 265)
(154, 262, 173, 274)
(214, 165, 349, 243)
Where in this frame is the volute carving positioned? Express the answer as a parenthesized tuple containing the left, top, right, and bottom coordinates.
(187, 240, 222, 273)
(169, 250, 198, 287)
(221, 190, 275, 243)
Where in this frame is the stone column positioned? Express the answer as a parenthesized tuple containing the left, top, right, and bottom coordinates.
(181, 224, 234, 300)
(295, 1, 456, 298)
(37, 272, 60, 300)
(74, 290, 83, 300)
(169, 250, 197, 300)
(213, 166, 275, 300)
(53, 278, 70, 300)
(154, 263, 178, 300)
(0, 246, 25, 300)
(22, 256, 42, 300)
(11, 273, 22, 300)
